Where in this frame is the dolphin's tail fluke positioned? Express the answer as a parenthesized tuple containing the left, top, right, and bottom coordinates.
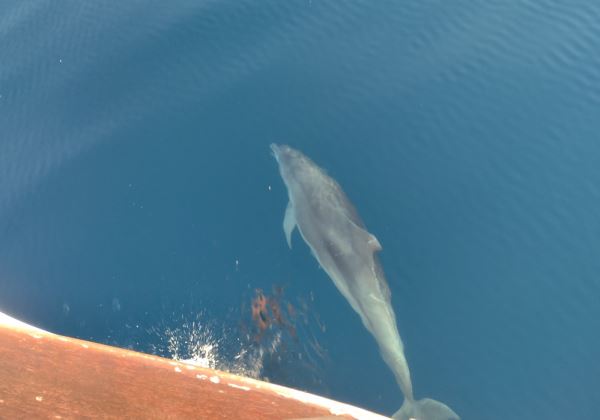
(393, 397, 460, 420)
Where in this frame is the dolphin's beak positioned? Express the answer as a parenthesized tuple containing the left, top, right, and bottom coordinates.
(270, 143, 281, 161)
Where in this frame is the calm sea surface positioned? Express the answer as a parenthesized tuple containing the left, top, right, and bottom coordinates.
(1, 1, 599, 418)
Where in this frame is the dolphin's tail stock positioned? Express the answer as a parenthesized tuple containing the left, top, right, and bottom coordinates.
(393, 397, 460, 420)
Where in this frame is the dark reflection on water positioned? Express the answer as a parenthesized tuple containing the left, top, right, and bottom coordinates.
(1, 1, 599, 418)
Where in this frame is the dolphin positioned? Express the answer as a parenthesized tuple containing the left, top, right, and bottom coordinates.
(270, 144, 459, 420)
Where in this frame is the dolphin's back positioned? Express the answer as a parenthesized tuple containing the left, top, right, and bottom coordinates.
(273, 144, 390, 312)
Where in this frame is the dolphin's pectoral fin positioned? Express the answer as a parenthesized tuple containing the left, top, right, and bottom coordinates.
(283, 201, 297, 249)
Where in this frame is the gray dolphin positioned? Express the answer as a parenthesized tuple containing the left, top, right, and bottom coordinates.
(271, 144, 459, 420)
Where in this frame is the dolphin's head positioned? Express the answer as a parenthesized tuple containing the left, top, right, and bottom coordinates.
(270, 143, 309, 181)
(270, 143, 299, 165)
(271, 143, 320, 188)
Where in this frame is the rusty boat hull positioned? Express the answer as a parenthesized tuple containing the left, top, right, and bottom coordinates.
(0, 312, 389, 419)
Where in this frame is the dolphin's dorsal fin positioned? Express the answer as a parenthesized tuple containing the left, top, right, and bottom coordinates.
(343, 211, 383, 253)
(283, 201, 297, 248)
(368, 234, 382, 252)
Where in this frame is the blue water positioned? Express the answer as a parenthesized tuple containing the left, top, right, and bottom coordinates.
(1, 1, 600, 418)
